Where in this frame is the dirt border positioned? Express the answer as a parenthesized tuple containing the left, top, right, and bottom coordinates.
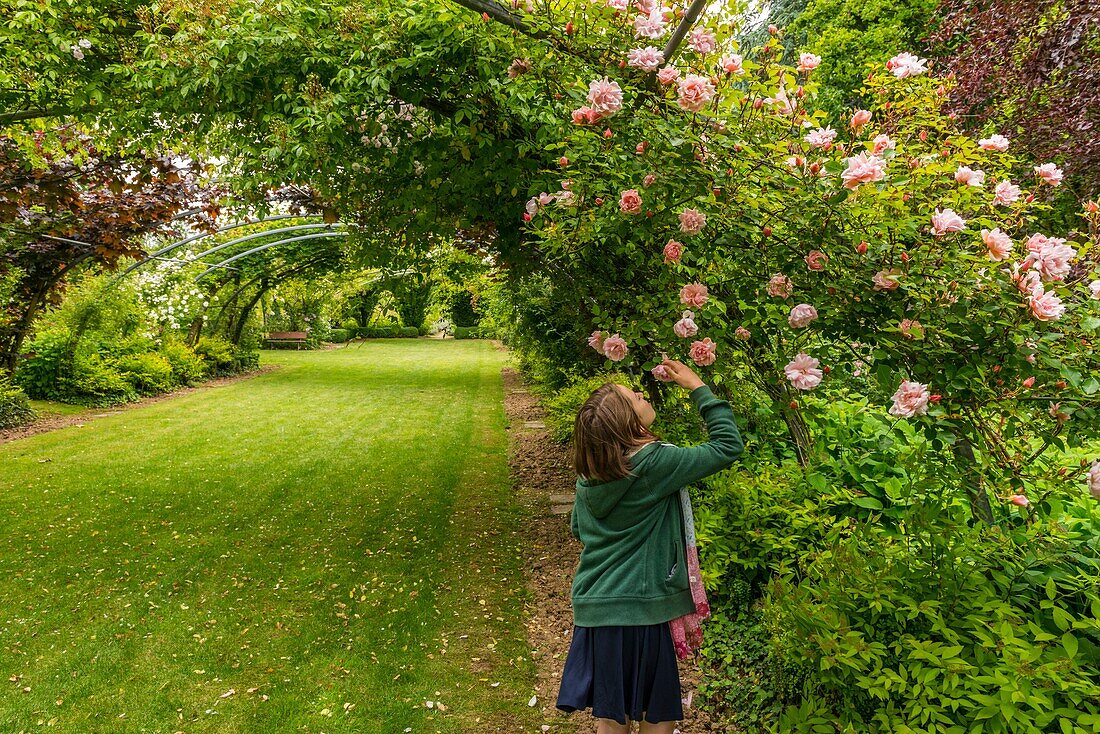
(502, 366, 714, 733)
(0, 366, 279, 445)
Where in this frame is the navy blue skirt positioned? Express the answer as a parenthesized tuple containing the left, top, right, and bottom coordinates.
(556, 624, 683, 725)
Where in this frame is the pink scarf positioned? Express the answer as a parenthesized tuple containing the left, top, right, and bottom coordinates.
(669, 488, 710, 659)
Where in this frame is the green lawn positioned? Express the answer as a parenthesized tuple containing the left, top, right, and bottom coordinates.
(0, 340, 540, 733)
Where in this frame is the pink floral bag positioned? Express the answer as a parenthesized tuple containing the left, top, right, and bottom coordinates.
(669, 488, 710, 659)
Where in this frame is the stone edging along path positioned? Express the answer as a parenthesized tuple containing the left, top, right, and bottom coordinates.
(501, 366, 715, 734)
(0, 366, 279, 445)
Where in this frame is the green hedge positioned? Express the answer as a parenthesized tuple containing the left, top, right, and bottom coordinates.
(328, 329, 349, 343)
(400, 326, 419, 338)
(0, 375, 36, 429)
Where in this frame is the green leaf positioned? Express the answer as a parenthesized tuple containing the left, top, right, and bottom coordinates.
(852, 497, 883, 510)
(1062, 632, 1078, 659)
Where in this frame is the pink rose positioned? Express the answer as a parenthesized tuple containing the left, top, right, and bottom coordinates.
(689, 338, 717, 367)
(805, 127, 837, 149)
(899, 319, 923, 339)
(788, 303, 818, 329)
(993, 180, 1021, 206)
(886, 51, 928, 78)
(979, 134, 1010, 151)
(571, 107, 593, 125)
(955, 166, 985, 187)
(587, 330, 605, 353)
(873, 268, 902, 291)
(619, 188, 642, 214)
(1015, 267, 1044, 297)
(841, 152, 887, 189)
(680, 282, 709, 308)
(587, 77, 623, 115)
(1022, 235, 1075, 281)
(1089, 280, 1100, 300)
(663, 239, 683, 263)
(1049, 402, 1068, 421)
(931, 208, 966, 236)
(980, 228, 1013, 261)
(652, 364, 674, 382)
(1022, 376, 1036, 388)
(677, 74, 716, 113)
(735, 326, 751, 340)
(607, 0, 629, 8)
(656, 65, 680, 85)
(1028, 290, 1065, 321)
(767, 274, 793, 298)
(888, 380, 931, 418)
(719, 54, 744, 75)
(804, 250, 828, 271)
(678, 208, 707, 235)
(850, 109, 872, 129)
(633, 10, 667, 39)
(688, 29, 716, 55)
(643, 173, 657, 187)
(674, 310, 699, 338)
(602, 334, 629, 361)
(797, 52, 821, 72)
(870, 134, 895, 155)
(1089, 462, 1100, 499)
(1009, 494, 1030, 507)
(785, 352, 823, 391)
(627, 46, 665, 71)
(1034, 163, 1063, 186)
(765, 87, 796, 115)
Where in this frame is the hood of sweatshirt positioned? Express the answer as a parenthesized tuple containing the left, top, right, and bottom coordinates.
(575, 444, 658, 519)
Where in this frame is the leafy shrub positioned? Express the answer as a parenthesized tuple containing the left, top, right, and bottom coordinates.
(60, 352, 136, 406)
(417, 325, 430, 336)
(16, 328, 71, 400)
(234, 347, 259, 373)
(0, 376, 36, 429)
(401, 326, 419, 338)
(453, 326, 475, 340)
(328, 328, 348, 343)
(340, 317, 359, 333)
(159, 338, 207, 385)
(115, 352, 175, 395)
(194, 336, 236, 375)
(765, 509, 1100, 733)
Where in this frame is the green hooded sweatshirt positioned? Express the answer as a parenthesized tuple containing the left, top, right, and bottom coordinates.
(570, 385, 743, 627)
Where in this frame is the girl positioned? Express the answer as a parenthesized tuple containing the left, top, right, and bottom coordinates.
(556, 358, 744, 733)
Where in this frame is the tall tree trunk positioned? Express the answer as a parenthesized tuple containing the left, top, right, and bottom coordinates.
(232, 280, 269, 345)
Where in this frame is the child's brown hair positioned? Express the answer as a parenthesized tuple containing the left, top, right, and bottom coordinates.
(572, 383, 658, 482)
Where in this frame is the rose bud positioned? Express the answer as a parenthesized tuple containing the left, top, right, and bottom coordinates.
(554, 92, 562, 100)
(522, 212, 532, 222)
(733, 144, 743, 153)
(559, 156, 568, 167)
(884, 101, 892, 110)
(1022, 376, 1036, 388)
(827, 286, 836, 295)
(752, 98, 763, 110)
(618, 60, 626, 68)
(929, 394, 942, 403)
(919, 130, 928, 142)
(762, 225, 772, 236)
(948, 112, 957, 120)
(992, 365, 1001, 373)
(595, 197, 604, 205)
(995, 379, 1004, 386)
(482, 11, 490, 21)
(809, 162, 821, 174)
(636, 142, 648, 154)
(1055, 380, 1067, 389)
(768, 23, 778, 34)
(902, 193, 911, 202)
(565, 21, 574, 35)
(603, 128, 612, 138)
(1025, 194, 1035, 204)
(823, 365, 831, 374)
(1058, 467, 1068, 477)
(1086, 200, 1099, 213)
(857, 241, 868, 254)
(796, 86, 805, 98)
(788, 400, 798, 409)
(901, 252, 910, 263)
(646, 210, 653, 217)
(1009, 494, 1029, 507)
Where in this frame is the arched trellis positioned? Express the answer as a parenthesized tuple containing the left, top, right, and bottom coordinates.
(194, 230, 349, 280)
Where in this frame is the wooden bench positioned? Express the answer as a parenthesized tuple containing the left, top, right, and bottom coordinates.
(265, 331, 309, 349)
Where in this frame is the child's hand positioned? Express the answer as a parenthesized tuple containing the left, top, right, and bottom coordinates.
(660, 358, 705, 391)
